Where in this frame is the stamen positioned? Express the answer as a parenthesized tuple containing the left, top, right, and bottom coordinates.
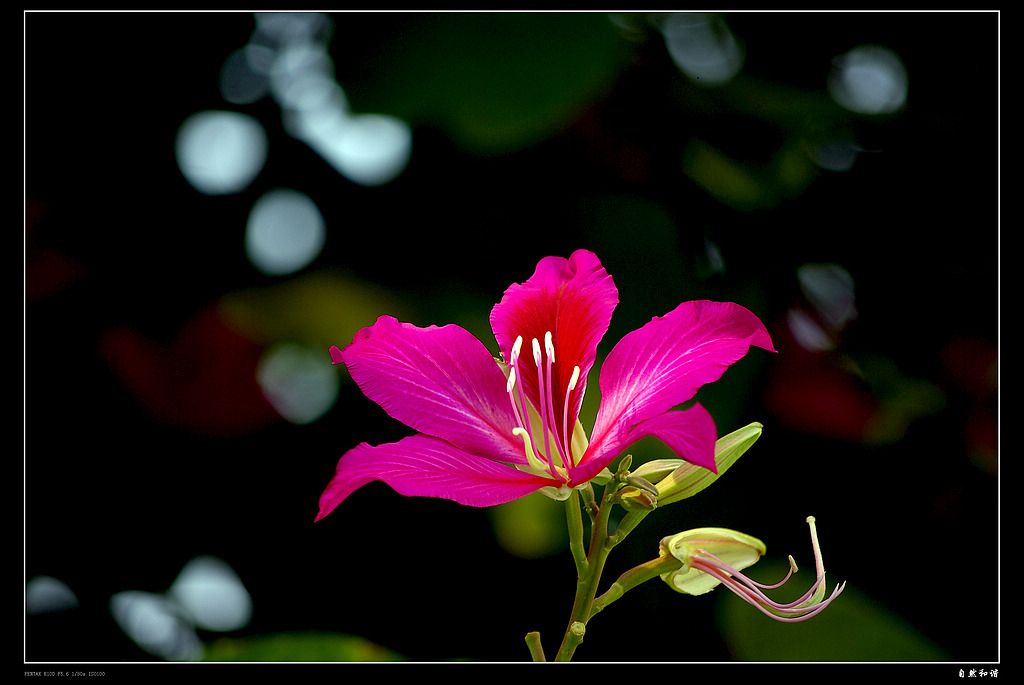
(804, 516, 827, 606)
(532, 337, 560, 476)
(693, 552, 842, 622)
(687, 516, 845, 623)
(506, 345, 543, 476)
(807, 516, 823, 576)
(567, 365, 580, 393)
(544, 330, 555, 363)
(511, 335, 523, 365)
(513, 427, 549, 474)
(505, 331, 583, 482)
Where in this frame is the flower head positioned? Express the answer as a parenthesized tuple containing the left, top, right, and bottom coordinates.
(659, 516, 845, 622)
(316, 250, 775, 520)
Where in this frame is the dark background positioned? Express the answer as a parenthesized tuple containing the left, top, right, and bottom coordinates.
(24, 11, 998, 668)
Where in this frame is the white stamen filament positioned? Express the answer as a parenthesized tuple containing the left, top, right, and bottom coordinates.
(505, 330, 582, 479)
(562, 365, 581, 466)
(531, 337, 559, 476)
(541, 336, 571, 470)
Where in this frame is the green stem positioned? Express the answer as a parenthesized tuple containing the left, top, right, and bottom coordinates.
(590, 554, 682, 618)
(565, 489, 588, 576)
(524, 631, 546, 662)
(553, 481, 618, 662)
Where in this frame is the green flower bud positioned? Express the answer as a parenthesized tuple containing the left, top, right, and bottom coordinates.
(655, 422, 762, 505)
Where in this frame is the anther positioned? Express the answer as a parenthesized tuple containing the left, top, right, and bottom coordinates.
(544, 331, 555, 363)
(511, 336, 523, 365)
(567, 366, 580, 393)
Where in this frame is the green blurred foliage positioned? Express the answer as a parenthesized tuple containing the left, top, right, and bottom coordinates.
(716, 561, 949, 661)
(338, 12, 628, 155)
(218, 270, 412, 354)
(489, 491, 568, 559)
(203, 631, 404, 662)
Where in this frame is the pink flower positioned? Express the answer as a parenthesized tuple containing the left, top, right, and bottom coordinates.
(316, 250, 775, 521)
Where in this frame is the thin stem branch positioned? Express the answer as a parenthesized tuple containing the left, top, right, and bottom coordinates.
(565, 489, 588, 576)
(524, 631, 546, 662)
(590, 555, 682, 618)
(553, 481, 618, 662)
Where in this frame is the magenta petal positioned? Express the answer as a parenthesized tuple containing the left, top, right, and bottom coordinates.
(329, 345, 344, 365)
(315, 434, 556, 519)
(489, 249, 618, 426)
(624, 403, 718, 471)
(339, 315, 523, 462)
(573, 403, 718, 480)
(590, 300, 774, 459)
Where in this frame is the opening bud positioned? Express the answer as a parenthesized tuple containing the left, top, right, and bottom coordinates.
(658, 517, 844, 622)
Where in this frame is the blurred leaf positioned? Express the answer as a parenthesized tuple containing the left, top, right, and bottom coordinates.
(489, 491, 567, 559)
(218, 270, 411, 353)
(716, 563, 949, 661)
(345, 13, 627, 155)
(203, 631, 404, 662)
(683, 139, 776, 211)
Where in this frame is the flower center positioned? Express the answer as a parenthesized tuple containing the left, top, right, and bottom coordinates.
(506, 331, 584, 482)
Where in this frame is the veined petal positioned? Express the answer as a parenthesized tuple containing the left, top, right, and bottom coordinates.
(489, 249, 618, 428)
(590, 300, 774, 461)
(315, 434, 558, 520)
(621, 403, 718, 471)
(338, 315, 522, 462)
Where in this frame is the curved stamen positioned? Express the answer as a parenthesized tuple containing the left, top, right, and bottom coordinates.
(689, 518, 846, 622)
(695, 558, 843, 621)
(532, 337, 559, 477)
(507, 337, 545, 475)
(505, 331, 585, 482)
(541, 333, 572, 470)
(506, 367, 529, 435)
(513, 427, 550, 474)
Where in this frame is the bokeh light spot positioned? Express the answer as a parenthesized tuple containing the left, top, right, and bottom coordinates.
(26, 575, 79, 615)
(257, 342, 340, 425)
(175, 110, 268, 195)
(109, 591, 203, 661)
(661, 12, 743, 86)
(169, 556, 253, 632)
(219, 44, 275, 105)
(798, 262, 857, 331)
(828, 45, 908, 115)
(313, 113, 413, 188)
(244, 188, 326, 276)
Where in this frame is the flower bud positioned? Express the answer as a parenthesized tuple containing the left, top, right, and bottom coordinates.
(655, 422, 762, 505)
(658, 517, 845, 622)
